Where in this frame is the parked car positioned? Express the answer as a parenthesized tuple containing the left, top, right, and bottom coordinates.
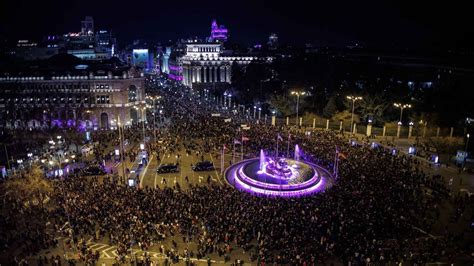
(157, 164, 179, 173)
(192, 161, 214, 171)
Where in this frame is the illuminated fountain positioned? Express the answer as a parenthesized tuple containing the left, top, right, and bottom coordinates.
(224, 145, 333, 197)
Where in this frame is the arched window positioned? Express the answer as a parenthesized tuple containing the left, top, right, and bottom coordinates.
(128, 85, 137, 102)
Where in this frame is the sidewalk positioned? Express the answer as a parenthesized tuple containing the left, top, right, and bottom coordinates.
(345, 132, 474, 193)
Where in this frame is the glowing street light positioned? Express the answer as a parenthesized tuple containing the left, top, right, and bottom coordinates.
(291, 91, 306, 127)
(466, 133, 470, 153)
(393, 103, 412, 124)
(346, 96, 363, 136)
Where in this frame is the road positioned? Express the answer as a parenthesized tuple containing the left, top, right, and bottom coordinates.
(139, 139, 226, 190)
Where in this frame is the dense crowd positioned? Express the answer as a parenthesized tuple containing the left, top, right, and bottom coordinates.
(1, 85, 473, 265)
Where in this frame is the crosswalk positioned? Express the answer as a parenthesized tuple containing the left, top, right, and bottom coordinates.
(56, 236, 223, 263)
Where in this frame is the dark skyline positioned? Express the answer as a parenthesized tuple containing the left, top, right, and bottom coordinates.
(1, 0, 473, 49)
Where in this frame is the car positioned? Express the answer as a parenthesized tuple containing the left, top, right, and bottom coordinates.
(157, 164, 179, 173)
(192, 161, 214, 171)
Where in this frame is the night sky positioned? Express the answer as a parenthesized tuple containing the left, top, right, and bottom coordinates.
(1, 0, 473, 49)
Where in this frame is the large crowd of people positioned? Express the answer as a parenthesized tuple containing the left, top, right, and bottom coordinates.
(1, 84, 473, 265)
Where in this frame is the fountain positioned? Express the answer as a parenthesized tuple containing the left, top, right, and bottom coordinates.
(224, 145, 333, 197)
(259, 149, 265, 173)
(294, 144, 300, 161)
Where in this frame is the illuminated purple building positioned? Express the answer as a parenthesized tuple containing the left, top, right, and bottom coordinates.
(0, 54, 145, 130)
(210, 19, 228, 42)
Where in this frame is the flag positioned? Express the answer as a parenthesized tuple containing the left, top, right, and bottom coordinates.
(288, 133, 291, 140)
(242, 136, 250, 142)
(338, 152, 347, 160)
(277, 134, 283, 141)
(223, 144, 228, 150)
(234, 139, 241, 144)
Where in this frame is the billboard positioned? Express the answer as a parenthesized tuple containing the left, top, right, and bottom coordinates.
(132, 49, 151, 70)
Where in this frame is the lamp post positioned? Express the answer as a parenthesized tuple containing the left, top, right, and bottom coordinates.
(253, 106, 257, 119)
(346, 96, 363, 137)
(135, 106, 147, 144)
(117, 116, 126, 180)
(258, 107, 262, 121)
(466, 133, 470, 153)
(393, 103, 412, 124)
(228, 94, 232, 110)
(223, 92, 228, 108)
(291, 91, 306, 127)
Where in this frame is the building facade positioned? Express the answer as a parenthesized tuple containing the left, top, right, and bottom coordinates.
(179, 42, 259, 88)
(0, 56, 145, 130)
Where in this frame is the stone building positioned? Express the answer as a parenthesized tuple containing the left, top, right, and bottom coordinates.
(0, 54, 145, 130)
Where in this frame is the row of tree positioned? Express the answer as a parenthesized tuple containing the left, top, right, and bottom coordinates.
(229, 52, 474, 128)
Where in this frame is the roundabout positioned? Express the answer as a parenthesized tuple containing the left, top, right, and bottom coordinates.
(224, 148, 334, 197)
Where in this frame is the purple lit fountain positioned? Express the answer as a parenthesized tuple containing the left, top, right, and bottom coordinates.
(224, 146, 333, 197)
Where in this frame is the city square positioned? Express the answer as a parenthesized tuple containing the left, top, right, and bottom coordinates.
(1, 1, 474, 265)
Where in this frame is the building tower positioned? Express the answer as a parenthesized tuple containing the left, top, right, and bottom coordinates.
(81, 16, 94, 36)
(268, 33, 278, 50)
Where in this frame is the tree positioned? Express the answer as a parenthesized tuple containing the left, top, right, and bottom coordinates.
(323, 96, 338, 118)
(268, 94, 296, 117)
(2, 166, 52, 207)
(344, 94, 390, 125)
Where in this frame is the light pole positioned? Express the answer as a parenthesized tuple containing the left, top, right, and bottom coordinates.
(228, 94, 232, 110)
(465, 133, 470, 153)
(253, 106, 257, 119)
(223, 92, 227, 108)
(291, 91, 306, 127)
(135, 106, 147, 144)
(117, 116, 126, 180)
(258, 107, 262, 121)
(346, 96, 363, 137)
(393, 103, 412, 124)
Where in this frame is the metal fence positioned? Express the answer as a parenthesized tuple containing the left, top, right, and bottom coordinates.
(272, 117, 465, 139)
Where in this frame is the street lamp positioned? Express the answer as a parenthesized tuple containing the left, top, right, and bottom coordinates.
(291, 91, 306, 127)
(466, 133, 470, 153)
(393, 103, 412, 124)
(253, 106, 257, 119)
(135, 106, 147, 143)
(258, 107, 262, 121)
(346, 96, 363, 137)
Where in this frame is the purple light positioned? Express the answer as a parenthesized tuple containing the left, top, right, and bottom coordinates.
(169, 65, 182, 71)
(237, 163, 319, 191)
(225, 157, 332, 198)
(211, 19, 228, 41)
(168, 74, 183, 81)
